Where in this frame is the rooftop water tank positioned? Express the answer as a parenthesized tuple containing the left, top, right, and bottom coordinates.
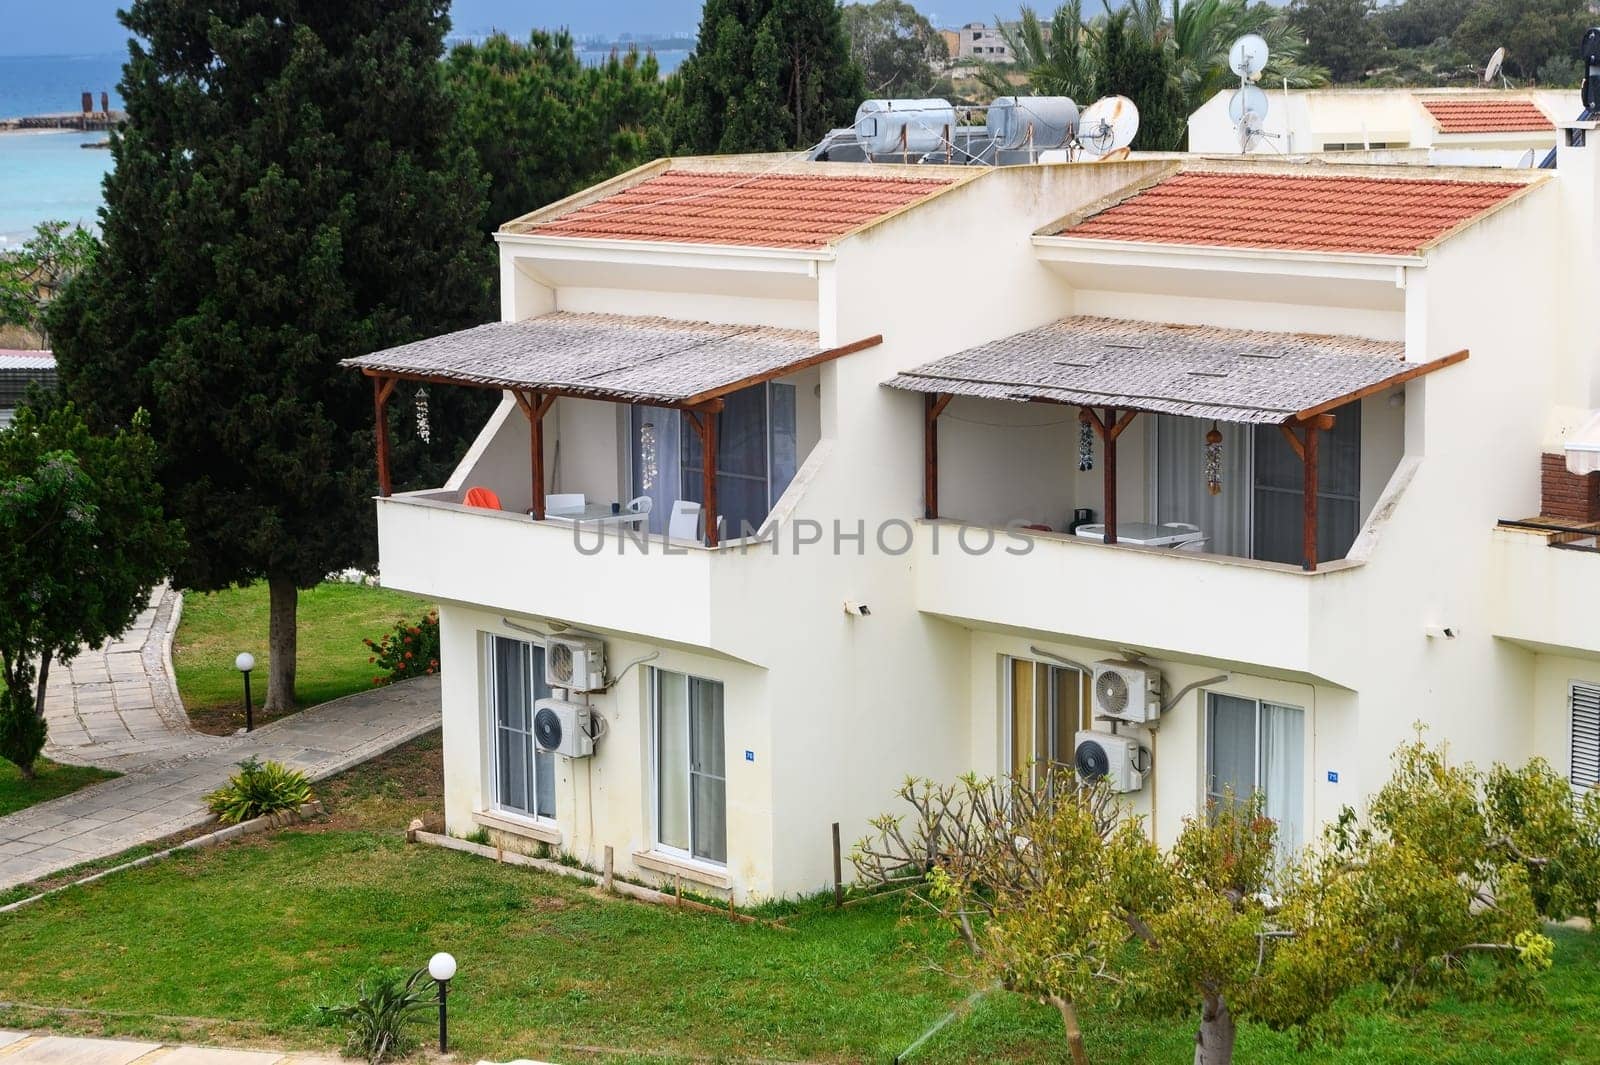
(854, 98, 957, 157)
(988, 96, 1079, 150)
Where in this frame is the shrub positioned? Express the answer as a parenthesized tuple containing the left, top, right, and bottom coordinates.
(205, 757, 314, 823)
(319, 968, 434, 1064)
(363, 609, 440, 686)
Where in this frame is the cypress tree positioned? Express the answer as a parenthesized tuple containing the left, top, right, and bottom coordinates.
(674, 0, 866, 153)
(50, 0, 492, 711)
(1095, 12, 1189, 152)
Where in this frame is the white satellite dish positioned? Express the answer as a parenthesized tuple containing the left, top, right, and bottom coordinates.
(1228, 84, 1270, 125)
(1517, 147, 1537, 168)
(1076, 95, 1140, 158)
(1229, 34, 1270, 81)
(1485, 46, 1507, 87)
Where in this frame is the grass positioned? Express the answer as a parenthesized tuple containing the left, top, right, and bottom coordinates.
(0, 758, 117, 818)
(0, 732, 1595, 1064)
(171, 581, 431, 733)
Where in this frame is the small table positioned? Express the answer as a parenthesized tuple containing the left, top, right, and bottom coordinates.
(542, 503, 650, 528)
(1072, 522, 1205, 548)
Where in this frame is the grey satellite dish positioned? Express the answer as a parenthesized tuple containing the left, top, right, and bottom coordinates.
(1517, 147, 1537, 167)
(1077, 95, 1140, 158)
(1484, 46, 1507, 87)
(1228, 84, 1270, 125)
(1228, 34, 1269, 82)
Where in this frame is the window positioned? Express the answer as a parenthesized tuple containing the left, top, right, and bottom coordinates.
(1153, 403, 1361, 564)
(1573, 683, 1600, 790)
(1205, 693, 1305, 855)
(652, 669, 727, 864)
(1004, 657, 1086, 785)
(629, 381, 798, 539)
(486, 634, 555, 819)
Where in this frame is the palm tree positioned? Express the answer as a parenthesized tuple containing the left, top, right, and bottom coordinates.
(976, 3, 1099, 103)
(1125, 0, 1327, 113)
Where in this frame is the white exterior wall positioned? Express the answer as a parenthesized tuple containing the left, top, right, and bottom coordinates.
(384, 155, 1600, 903)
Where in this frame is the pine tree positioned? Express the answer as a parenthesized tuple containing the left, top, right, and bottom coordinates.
(1095, 12, 1189, 152)
(674, 0, 866, 154)
(49, 0, 492, 712)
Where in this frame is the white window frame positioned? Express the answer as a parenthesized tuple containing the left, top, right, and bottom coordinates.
(649, 667, 729, 868)
(484, 633, 556, 825)
(1000, 656, 1085, 779)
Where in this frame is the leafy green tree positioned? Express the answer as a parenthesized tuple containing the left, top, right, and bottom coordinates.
(1288, 0, 1382, 83)
(1452, 0, 1590, 80)
(1374, 0, 1477, 50)
(0, 222, 98, 347)
(0, 404, 183, 775)
(842, 0, 949, 96)
(444, 31, 669, 234)
(980, 3, 1099, 103)
(1096, 11, 1190, 150)
(673, 0, 866, 153)
(49, 0, 491, 713)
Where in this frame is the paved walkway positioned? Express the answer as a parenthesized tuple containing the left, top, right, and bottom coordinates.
(0, 584, 441, 893)
(0, 1031, 343, 1065)
(42, 585, 216, 772)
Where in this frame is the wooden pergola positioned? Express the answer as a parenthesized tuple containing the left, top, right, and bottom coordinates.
(894, 317, 1469, 572)
(346, 313, 881, 547)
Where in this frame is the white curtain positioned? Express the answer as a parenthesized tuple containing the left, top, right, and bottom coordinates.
(1156, 416, 1252, 557)
(1261, 703, 1305, 857)
(689, 677, 727, 863)
(655, 671, 690, 852)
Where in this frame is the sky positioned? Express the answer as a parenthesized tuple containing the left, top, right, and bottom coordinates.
(0, 1, 998, 56)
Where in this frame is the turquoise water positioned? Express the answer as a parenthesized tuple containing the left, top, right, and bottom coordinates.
(0, 131, 113, 248)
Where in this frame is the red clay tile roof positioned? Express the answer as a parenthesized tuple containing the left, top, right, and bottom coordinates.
(1421, 98, 1553, 133)
(1057, 171, 1528, 256)
(525, 170, 959, 249)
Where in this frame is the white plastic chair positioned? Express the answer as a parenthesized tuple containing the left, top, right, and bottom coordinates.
(626, 495, 652, 516)
(668, 500, 702, 541)
(545, 493, 585, 516)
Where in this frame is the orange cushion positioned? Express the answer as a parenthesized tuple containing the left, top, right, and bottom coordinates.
(463, 486, 501, 510)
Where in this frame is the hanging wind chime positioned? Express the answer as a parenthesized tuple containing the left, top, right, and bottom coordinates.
(1077, 409, 1095, 471)
(1204, 421, 1224, 495)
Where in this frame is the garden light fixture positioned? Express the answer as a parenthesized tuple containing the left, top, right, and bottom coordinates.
(428, 950, 456, 1053)
(235, 652, 256, 732)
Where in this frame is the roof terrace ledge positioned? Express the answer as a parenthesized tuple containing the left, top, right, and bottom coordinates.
(1032, 235, 1426, 276)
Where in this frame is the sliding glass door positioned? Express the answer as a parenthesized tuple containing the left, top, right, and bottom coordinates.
(629, 381, 798, 537)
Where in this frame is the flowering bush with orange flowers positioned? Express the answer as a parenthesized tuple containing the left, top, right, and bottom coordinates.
(363, 609, 440, 686)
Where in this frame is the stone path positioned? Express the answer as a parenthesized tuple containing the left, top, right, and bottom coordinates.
(42, 585, 216, 772)
(0, 583, 441, 893)
(0, 1032, 343, 1065)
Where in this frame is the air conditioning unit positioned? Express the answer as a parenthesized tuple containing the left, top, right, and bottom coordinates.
(1074, 729, 1146, 793)
(547, 635, 607, 692)
(533, 698, 594, 758)
(1091, 659, 1163, 725)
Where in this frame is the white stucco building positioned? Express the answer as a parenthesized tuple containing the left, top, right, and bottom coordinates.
(346, 135, 1600, 903)
(1188, 87, 1581, 161)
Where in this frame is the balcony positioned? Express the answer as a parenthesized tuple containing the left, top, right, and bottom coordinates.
(1490, 518, 1600, 657)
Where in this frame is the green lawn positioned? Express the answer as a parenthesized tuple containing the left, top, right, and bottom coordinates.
(0, 731, 1595, 1063)
(0, 758, 117, 817)
(172, 581, 431, 730)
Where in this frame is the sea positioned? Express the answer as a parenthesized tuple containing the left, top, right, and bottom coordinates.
(0, 47, 686, 251)
(0, 54, 124, 248)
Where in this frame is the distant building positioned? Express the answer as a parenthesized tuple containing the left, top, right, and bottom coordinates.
(939, 28, 960, 62)
(956, 22, 1011, 63)
(0, 350, 56, 427)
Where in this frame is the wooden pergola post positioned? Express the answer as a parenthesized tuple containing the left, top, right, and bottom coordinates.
(1083, 406, 1138, 546)
(924, 392, 952, 519)
(512, 390, 556, 520)
(372, 375, 398, 498)
(685, 399, 724, 546)
(1278, 413, 1335, 571)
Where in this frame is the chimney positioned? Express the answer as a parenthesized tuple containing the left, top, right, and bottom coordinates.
(1541, 451, 1600, 523)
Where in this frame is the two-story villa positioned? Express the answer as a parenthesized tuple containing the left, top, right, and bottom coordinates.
(344, 132, 1600, 903)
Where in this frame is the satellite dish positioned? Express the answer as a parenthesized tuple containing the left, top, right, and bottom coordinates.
(1484, 46, 1506, 85)
(1228, 34, 1270, 81)
(1228, 84, 1270, 125)
(1077, 95, 1140, 157)
(1583, 27, 1600, 66)
(1517, 147, 1537, 168)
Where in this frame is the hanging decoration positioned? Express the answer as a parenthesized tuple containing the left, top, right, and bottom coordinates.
(1078, 409, 1095, 471)
(413, 387, 431, 444)
(1205, 422, 1224, 495)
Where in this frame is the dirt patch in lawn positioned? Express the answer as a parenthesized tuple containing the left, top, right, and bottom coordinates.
(185, 704, 301, 737)
(303, 727, 444, 834)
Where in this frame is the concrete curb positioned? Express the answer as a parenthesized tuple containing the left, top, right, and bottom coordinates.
(161, 586, 187, 717)
(0, 801, 324, 915)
